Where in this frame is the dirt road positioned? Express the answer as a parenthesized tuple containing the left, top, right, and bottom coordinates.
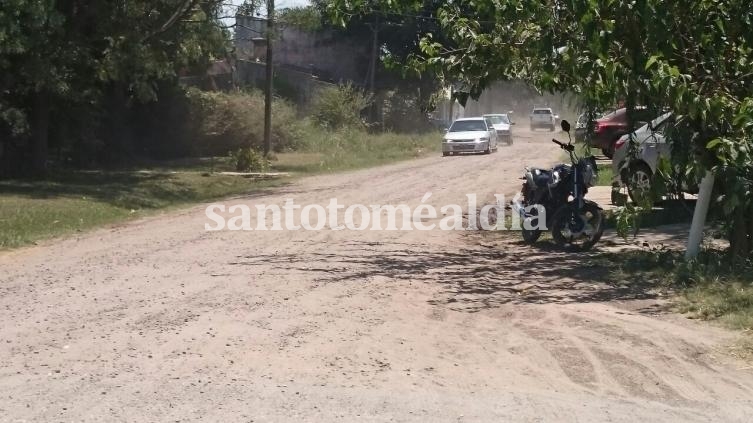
(2, 130, 752, 422)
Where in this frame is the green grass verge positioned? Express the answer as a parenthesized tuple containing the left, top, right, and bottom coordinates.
(0, 172, 286, 249)
(0, 129, 442, 249)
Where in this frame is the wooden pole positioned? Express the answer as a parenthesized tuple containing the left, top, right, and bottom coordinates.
(263, 0, 274, 158)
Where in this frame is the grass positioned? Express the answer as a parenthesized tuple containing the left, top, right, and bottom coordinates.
(274, 128, 441, 174)
(676, 279, 753, 331)
(603, 247, 753, 356)
(595, 165, 614, 186)
(0, 129, 442, 249)
(0, 172, 286, 249)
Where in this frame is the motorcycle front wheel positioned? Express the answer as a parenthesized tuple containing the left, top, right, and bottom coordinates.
(522, 227, 542, 243)
(521, 211, 543, 244)
(551, 202, 605, 251)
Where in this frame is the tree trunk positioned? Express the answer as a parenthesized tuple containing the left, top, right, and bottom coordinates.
(730, 203, 749, 259)
(103, 83, 133, 162)
(30, 90, 51, 175)
(749, 203, 753, 256)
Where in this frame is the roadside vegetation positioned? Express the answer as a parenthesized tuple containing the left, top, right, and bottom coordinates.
(0, 129, 439, 249)
(0, 84, 440, 249)
(0, 172, 285, 249)
(0, 2, 444, 249)
(604, 247, 753, 355)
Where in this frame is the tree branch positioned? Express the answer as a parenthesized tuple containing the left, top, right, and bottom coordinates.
(141, 0, 202, 42)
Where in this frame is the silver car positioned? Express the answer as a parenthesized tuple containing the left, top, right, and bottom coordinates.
(612, 112, 691, 203)
(483, 113, 514, 145)
(442, 117, 498, 156)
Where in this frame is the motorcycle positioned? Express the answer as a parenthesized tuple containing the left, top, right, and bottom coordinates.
(513, 120, 605, 251)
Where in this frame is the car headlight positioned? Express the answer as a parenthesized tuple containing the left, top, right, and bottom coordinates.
(479, 137, 489, 142)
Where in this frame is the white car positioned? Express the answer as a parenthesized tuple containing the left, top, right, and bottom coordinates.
(612, 112, 690, 202)
(442, 117, 498, 156)
(529, 107, 558, 131)
(483, 113, 514, 145)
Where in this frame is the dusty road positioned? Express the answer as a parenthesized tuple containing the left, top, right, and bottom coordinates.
(2, 129, 752, 422)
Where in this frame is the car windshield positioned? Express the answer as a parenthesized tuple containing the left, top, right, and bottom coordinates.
(449, 120, 487, 132)
(485, 115, 510, 125)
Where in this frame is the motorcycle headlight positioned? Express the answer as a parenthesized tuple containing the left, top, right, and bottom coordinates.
(583, 164, 596, 188)
(551, 171, 561, 186)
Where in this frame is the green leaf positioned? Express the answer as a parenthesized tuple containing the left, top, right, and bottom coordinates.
(706, 139, 722, 149)
(645, 55, 660, 70)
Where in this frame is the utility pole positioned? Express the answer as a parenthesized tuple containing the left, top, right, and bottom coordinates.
(263, 0, 274, 158)
(367, 15, 379, 122)
(368, 15, 379, 94)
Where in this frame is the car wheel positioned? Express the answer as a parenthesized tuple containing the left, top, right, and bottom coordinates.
(627, 162, 654, 205)
(550, 124, 556, 132)
(442, 152, 449, 157)
(508, 138, 513, 145)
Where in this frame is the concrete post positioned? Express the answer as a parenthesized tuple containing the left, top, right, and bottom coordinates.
(685, 171, 715, 260)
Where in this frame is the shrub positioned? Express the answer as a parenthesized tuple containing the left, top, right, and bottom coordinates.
(381, 90, 433, 133)
(310, 83, 372, 129)
(229, 147, 269, 172)
(185, 88, 301, 155)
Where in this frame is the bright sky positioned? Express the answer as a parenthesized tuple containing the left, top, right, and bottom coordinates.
(223, 0, 310, 26)
(227, 0, 310, 15)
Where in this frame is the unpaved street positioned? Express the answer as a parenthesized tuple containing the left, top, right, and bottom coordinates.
(2, 130, 752, 422)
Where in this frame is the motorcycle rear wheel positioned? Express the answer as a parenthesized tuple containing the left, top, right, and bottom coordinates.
(551, 202, 604, 251)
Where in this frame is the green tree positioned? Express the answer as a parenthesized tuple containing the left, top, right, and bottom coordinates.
(0, 0, 228, 174)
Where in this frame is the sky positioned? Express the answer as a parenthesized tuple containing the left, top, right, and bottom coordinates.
(227, 0, 311, 15)
(223, 0, 310, 26)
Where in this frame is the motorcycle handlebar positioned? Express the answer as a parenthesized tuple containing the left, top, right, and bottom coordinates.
(552, 139, 575, 152)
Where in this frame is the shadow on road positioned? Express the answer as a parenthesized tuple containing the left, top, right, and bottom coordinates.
(229, 230, 662, 313)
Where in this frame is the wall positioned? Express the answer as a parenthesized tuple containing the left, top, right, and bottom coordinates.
(236, 60, 336, 111)
(235, 16, 370, 85)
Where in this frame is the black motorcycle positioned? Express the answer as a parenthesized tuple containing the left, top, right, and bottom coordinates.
(514, 120, 605, 251)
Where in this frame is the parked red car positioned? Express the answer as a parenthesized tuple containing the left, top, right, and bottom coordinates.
(587, 107, 652, 158)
